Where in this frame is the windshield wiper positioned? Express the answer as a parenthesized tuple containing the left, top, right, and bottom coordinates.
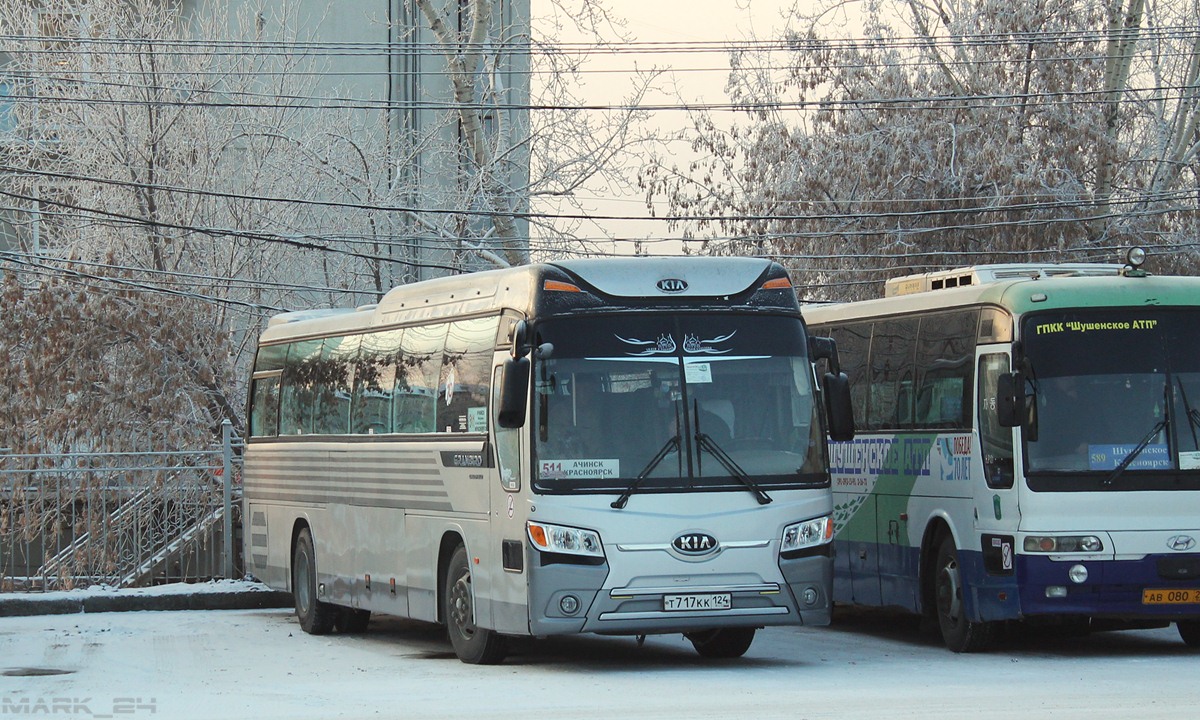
(610, 435, 681, 509)
(694, 433, 773, 504)
(691, 401, 772, 504)
(1177, 378, 1200, 448)
(1103, 417, 1168, 486)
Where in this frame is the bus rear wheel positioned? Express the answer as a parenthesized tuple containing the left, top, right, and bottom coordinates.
(933, 535, 995, 653)
(1178, 620, 1200, 647)
(686, 627, 756, 659)
(293, 527, 336, 635)
(443, 544, 507, 664)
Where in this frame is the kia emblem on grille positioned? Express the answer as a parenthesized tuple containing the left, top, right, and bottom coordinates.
(673, 532, 718, 556)
(1167, 535, 1196, 551)
(657, 278, 688, 293)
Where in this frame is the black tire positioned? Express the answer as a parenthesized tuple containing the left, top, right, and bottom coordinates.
(1178, 620, 1200, 647)
(293, 527, 337, 635)
(336, 607, 372, 634)
(686, 627, 756, 659)
(933, 535, 995, 653)
(443, 544, 507, 664)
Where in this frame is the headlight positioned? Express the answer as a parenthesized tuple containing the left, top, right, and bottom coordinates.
(781, 515, 833, 553)
(527, 521, 604, 557)
(1023, 535, 1104, 553)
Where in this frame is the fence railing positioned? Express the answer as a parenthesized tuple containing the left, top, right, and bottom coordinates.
(0, 420, 242, 591)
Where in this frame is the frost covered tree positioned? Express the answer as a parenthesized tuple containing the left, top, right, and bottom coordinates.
(0, 0, 656, 453)
(639, 0, 1200, 300)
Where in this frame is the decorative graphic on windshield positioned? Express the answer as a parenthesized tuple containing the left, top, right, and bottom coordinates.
(616, 333, 677, 356)
(616, 331, 737, 356)
(683, 331, 735, 354)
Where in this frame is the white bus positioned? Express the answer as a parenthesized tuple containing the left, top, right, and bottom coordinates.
(244, 257, 853, 663)
(804, 250, 1200, 652)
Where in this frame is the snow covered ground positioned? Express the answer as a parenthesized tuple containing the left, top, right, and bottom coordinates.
(2, 602, 1196, 720)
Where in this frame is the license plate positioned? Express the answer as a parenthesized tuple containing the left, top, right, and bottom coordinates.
(663, 593, 731, 611)
(1142, 589, 1200, 605)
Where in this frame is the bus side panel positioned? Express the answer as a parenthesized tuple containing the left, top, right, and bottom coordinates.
(351, 506, 410, 617)
(403, 514, 491, 626)
(832, 433, 978, 613)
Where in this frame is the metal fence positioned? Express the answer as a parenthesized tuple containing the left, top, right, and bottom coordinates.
(0, 421, 242, 591)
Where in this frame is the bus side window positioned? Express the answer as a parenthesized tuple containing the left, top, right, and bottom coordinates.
(439, 317, 499, 434)
(352, 329, 402, 435)
(396, 324, 446, 434)
(249, 343, 287, 438)
(314, 335, 359, 435)
(492, 367, 521, 491)
(868, 318, 918, 430)
(249, 374, 281, 437)
(280, 339, 323, 435)
(978, 354, 1015, 489)
(828, 323, 870, 434)
(914, 310, 978, 430)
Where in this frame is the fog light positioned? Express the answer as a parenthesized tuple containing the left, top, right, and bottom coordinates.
(1068, 564, 1089, 584)
(802, 587, 818, 606)
(1046, 585, 1067, 598)
(559, 594, 580, 615)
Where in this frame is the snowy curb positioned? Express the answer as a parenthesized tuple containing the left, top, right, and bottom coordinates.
(0, 580, 292, 617)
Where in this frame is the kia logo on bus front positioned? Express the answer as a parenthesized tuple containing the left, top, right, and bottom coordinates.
(657, 278, 688, 293)
(1168, 535, 1196, 551)
(673, 532, 718, 556)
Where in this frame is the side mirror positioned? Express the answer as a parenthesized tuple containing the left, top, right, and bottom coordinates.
(497, 356, 530, 428)
(511, 319, 531, 359)
(808, 336, 841, 375)
(996, 372, 1024, 428)
(823, 372, 855, 442)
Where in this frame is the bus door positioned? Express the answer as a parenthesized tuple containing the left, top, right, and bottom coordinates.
(488, 365, 532, 634)
(974, 353, 1020, 599)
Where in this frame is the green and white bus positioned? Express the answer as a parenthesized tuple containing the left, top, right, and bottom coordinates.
(804, 251, 1200, 651)
(243, 257, 853, 663)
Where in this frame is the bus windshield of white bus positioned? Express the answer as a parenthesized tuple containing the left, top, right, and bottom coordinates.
(1022, 309, 1200, 485)
(532, 313, 827, 495)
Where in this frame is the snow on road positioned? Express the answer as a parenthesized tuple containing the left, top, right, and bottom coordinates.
(2, 607, 1196, 719)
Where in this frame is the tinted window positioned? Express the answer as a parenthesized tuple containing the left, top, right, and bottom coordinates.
(828, 322, 871, 433)
(249, 375, 280, 437)
(279, 340, 323, 435)
(914, 310, 977, 429)
(310, 336, 359, 435)
(395, 324, 445, 433)
(352, 329, 402, 434)
(867, 318, 918, 430)
(438, 317, 499, 434)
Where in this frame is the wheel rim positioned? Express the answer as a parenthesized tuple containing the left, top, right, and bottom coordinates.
(937, 555, 962, 623)
(449, 570, 475, 639)
(295, 548, 312, 616)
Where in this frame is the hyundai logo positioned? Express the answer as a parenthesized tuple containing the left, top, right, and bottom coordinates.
(1167, 535, 1197, 551)
(657, 278, 688, 294)
(672, 532, 718, 556)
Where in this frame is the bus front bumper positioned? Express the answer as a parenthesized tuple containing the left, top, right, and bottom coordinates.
(1014, 553, 1200, 619)
(527, 552, 832, 636)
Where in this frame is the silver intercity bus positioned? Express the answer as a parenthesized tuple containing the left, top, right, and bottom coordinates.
(243, 257, 853, 663)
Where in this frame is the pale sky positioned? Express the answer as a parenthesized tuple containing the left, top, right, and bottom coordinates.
(534, 0, 803, 254)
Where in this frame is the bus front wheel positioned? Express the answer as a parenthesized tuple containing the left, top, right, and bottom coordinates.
(686, 627, 756, 659)
(293, 527, 337, 635)
(1178, 620, 1200, 647)
(933, 535, 995, 653)
(443, 544, 507, 664)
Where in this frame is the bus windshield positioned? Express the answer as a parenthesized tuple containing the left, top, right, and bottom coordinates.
(532, 313, 827, 494)
(1022, 309, 1200, 480)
